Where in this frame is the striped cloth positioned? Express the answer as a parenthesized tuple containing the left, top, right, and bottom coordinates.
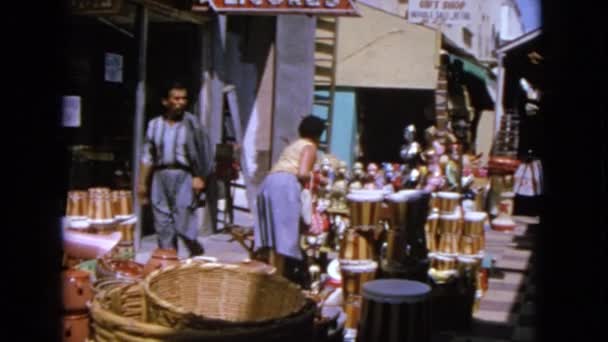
(142, 115, 189, 167)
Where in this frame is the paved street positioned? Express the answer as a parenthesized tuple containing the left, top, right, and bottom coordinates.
(136, 184, 538, 342)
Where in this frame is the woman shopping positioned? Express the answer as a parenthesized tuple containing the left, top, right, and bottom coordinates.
(254, 115, 326, 287)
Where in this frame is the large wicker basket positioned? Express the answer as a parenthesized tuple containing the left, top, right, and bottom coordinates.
(90, 280, 316, 342)
(143, 262, 311, 330)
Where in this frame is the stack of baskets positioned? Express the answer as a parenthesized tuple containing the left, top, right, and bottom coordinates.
(89, 262, 316, 342)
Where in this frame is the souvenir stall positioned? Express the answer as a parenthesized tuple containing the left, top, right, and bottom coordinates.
(291, 119, 498, 339)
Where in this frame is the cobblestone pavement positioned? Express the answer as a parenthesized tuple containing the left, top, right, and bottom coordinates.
(433, 216, 538, 342)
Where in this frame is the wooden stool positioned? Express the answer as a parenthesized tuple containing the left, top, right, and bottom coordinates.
(225, 225, 255, 259)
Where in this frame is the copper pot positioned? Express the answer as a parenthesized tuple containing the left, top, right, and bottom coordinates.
(382, 229, 407, 266)
(62, 312, 90, 342)
(143, 248, 180, 276)
(111, 190, 133, 218)
(463, 211, 487, 235)
(66, 191, 88, 218)
(456, 256, 481, 279)
(438, 233, 460, 255)
(429, 193, 439, 211)
(431, 254, 456, 271)
(425, 232, 438, 252)
(426, 213, 439, 235)
(339, 229, 375, 261)
(346, 193, 384, 229)
(117, 223, 135, 243)
(459, 235, 477, 255)
(62, 269, 93, 313)
(439, 214, 462, 234)
(470, 234, 484, 252)
(339, 261, 377, 299)
(437, 192, 460, 214)
(87, 189, 113, 223)
(344, 294, 362, 330)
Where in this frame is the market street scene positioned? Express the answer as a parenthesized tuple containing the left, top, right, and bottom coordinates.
(59, 1, 545, 341)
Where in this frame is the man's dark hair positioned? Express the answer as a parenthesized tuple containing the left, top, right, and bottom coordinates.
(161, 81, 188, 99)
(298, 115, 326, 140)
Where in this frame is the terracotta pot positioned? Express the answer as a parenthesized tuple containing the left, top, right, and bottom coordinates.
(62, 269, 93, 313)
(236, 259, 276, 275)
(62, 312, 90, 342)
(96, 257, 144, 281)
(143, 248, 180, 276)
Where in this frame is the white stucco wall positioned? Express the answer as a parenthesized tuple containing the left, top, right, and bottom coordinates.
(335, 3, 439, 89)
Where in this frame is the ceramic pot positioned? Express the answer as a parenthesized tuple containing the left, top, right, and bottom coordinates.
(62, 312, 90, 342)
(96, 257, 144, 281)
(143, 248, 180, 276)
(62, 269, 93, 313)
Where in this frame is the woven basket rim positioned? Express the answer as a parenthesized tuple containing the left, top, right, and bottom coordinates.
(142, 262, 307, 325)
(89, 282, 317, 339)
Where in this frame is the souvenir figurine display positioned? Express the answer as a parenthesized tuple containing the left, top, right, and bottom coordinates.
(329, 161, 349, 212)
(363, 163, 380, 189)
(317, 158, 334, 206)
(349, 162, 365, 190)
(399, 125, 424, 189)
(381, 163, 396, 193)
(445, 144, 463, 192)
(291, 118, 500, 334)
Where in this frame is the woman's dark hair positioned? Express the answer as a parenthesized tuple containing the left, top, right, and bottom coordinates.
(298, 115, 326, 139)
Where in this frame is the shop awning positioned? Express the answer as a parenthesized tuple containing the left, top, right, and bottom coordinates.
(448, 54, 495, 83)
(334, 3, 439, 89)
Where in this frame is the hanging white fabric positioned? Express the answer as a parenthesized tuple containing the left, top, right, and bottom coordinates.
(514, 159, 543, 196)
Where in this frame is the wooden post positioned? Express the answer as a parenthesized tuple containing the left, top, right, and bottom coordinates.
(132, 4, 148, 252)
(494, 52, 505, 134)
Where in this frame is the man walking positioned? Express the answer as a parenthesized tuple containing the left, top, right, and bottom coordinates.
(137, 81, 214, 256)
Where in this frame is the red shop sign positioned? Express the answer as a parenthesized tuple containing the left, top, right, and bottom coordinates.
(193, 0, 360, 16)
